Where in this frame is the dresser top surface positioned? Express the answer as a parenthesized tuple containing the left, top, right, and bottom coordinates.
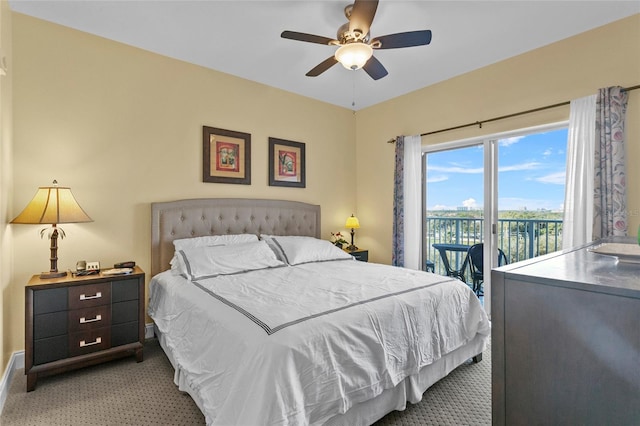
(27, 266, 144, 288)
(495, 237, 640, 296)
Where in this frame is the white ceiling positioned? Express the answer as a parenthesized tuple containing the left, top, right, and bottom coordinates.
(9, 1, 640, 110)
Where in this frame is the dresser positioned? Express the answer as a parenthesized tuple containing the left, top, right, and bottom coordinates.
(25, 267, 145, 391)
(491, 237, 640, 425)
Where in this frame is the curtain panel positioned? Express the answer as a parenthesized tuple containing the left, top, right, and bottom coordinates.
(593, 86, 629, 239)
(563, 85, 629, 248)
(392, 135, 421, 269)
(392, 136, 405, 267)
(562, 94, 597, 249)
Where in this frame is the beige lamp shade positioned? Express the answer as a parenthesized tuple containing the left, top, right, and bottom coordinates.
(345, 214, 360, 251)
(11, 181, 92, 279)
(345, 215, 360, 229)
(11, 182, 93, 225)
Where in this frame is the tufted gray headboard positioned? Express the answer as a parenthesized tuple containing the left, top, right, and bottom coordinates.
(151, 198, 321, 277)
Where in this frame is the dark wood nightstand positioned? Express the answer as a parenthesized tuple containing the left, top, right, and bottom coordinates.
(346, 249, 368, 262)
(25, 266, 145, 391)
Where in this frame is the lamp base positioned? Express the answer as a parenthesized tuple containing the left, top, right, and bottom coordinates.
(346, 245, 359, 251)
(39, 271, 67, 279)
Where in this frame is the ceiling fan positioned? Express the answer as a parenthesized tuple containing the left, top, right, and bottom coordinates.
(281, 0, 432, 80)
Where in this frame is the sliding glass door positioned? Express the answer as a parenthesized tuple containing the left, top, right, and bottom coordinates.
(424, 143, 485, 274)
(423, 122, 568, 314)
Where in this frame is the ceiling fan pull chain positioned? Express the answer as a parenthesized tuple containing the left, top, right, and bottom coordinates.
(352, 71, 356, 108)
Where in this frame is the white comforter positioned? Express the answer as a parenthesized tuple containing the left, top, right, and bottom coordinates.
(149, 260, 490, 426)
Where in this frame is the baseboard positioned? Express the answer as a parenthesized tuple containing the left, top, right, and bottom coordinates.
(145, 322, 155, 339)
(0, 323, 155, 415)
(0, 350, 24, 415)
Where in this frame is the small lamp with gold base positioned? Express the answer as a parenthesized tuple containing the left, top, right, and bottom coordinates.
(345, 214, 360, 251)
(11, 180, 93, 279)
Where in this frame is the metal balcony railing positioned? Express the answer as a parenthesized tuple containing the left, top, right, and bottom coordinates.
(424, 216, 563, 277)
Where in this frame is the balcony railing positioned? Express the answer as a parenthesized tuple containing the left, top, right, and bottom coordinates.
(424, 216, 563, 277)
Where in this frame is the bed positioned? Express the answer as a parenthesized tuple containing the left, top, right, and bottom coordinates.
(148, 198, 490, 426)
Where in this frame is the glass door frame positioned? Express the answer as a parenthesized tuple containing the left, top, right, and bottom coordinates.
(422, 121, 567, 315)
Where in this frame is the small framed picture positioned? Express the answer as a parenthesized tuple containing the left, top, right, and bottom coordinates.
(268, 137, 306, 188)
(203, 126, 251, 185)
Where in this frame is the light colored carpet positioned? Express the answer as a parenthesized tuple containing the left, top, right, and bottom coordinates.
(1, 339, 490, 425)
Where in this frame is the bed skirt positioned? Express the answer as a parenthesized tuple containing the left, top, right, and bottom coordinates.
(154, 324, 487, 426)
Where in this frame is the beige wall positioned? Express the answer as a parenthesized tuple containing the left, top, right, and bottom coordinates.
(356, 14, 640, 264)
(4, 11, 639, 372)
(7, 13, 356, 369)
(1, 0, 12, 376)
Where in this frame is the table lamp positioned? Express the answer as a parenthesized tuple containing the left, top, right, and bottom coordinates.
(345, 214, 360, 251)
(11, 180, 93, 279)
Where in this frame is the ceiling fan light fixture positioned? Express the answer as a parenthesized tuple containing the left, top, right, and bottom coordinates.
(335, 42, 373, 70)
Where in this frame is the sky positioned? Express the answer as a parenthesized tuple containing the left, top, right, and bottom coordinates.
(426, 128, 568, 212)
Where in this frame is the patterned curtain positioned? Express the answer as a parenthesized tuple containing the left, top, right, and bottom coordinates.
(593, 86, 629, 239)
(392, 136, 405, 267)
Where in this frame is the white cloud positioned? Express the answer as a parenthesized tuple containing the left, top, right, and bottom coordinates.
(498, 162, 541, 172)
(499, 136, 525, 147)
(428, 164, 483, 174)
(427, 175, 448, 183)
(429, 161, 542, 175)
(536, 171, 565, 185)
(498, 197, 564, 211)
(462, 198, 479, 209)
(431, 204, 450, 211)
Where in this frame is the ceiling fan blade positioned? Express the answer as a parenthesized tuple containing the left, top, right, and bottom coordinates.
(362, 55, 388, 80)
(281, 30, 337, 46)
(306, 56, 339, 77)
(349, 0, 379, 38)
(371, 30, 432, 49)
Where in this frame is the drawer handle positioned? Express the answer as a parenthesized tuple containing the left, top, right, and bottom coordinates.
(79, 314, 102, 324)
(79, 292, 102, 301)
(79, 337, 102, 347)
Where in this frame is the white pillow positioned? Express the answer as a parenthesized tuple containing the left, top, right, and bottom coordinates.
(170, 234, 259, 272)
(173, 234, 258, 251)
(177, 240, 285, 281)
(260, 235, 353, 265)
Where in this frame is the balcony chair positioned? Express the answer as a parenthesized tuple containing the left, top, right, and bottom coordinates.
(467, 243, 508, 296)
(425, 259, 435, 272)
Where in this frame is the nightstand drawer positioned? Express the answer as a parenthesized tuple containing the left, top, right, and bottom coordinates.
(34, 287, 67, 314)
(112, 279, 139, 302)
(34, 311, 67, 339)
(352, 252, 368, 262)
(347, 249, 368, 262)
(68, 305, 111, 332)
(69, 329, 111, 357)
(68, 282, 111, 310)
(112, 300, 138, 325)
(34, 335, 68, 365)
(112, 322, 139, 347)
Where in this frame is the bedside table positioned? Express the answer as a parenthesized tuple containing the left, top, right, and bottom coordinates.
(25, 266, 145, 391)
(346, 249, 368, 262)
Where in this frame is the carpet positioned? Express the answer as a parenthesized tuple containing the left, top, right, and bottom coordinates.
(1, 339, 490, 425)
